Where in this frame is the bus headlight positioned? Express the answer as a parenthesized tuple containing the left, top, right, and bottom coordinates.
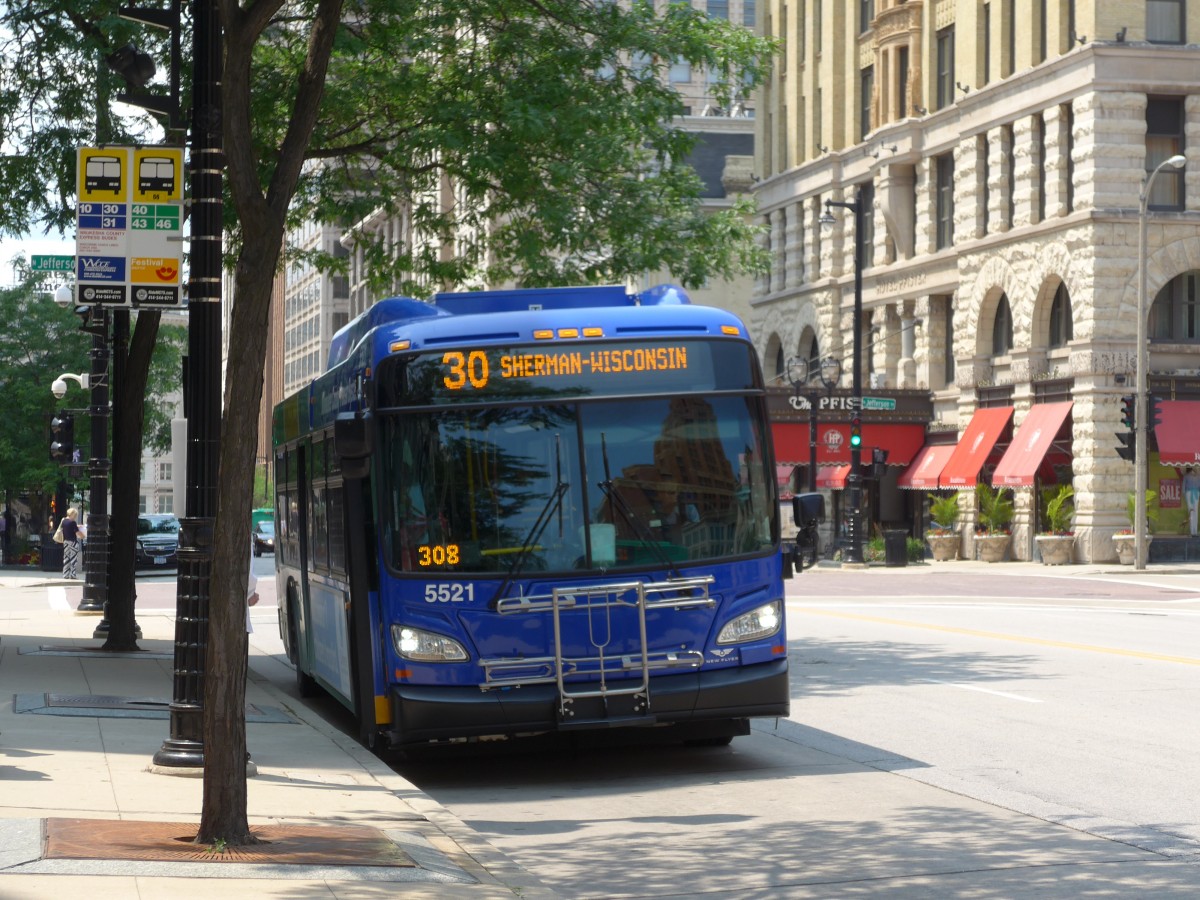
(716, 600, 782, 645)
(391, 625, 469, 662)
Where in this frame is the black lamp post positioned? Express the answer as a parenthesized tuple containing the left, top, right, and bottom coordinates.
(786, 354, 842, 492)
(820, 187, 865, 566)
(153, 0, 222, 769)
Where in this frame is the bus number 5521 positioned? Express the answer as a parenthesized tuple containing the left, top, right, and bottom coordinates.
(423, 583, 475, 603)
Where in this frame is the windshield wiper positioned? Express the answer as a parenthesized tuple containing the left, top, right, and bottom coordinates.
(596, 433, 683, 579)
(491, 434, 568, 608)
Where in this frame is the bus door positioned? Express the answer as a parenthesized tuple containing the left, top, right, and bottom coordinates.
(301, 437, 359, 710)
(277, 442, 312, 674)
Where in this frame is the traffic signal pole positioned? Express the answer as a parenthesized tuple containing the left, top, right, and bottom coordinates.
(79, 311, 111, 612)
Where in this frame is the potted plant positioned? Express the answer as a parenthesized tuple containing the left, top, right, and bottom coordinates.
(925, 493, 961, 561)
(975, 483, 1014, 562)
(1113, 490, 1157, 565)
(1035, 484, 1075, 565)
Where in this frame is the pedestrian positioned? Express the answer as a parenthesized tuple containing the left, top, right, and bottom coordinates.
(60, 508, 85, 579)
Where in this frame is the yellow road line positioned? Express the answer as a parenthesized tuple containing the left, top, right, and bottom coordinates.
(794, 606, 1200, 667)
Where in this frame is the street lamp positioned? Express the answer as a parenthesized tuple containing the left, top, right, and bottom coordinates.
(786, 354, 842, 492)
(820, 186, 866, 565)
(1135, 153, 1186, 571)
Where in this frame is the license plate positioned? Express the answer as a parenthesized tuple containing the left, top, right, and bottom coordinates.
(154, 557, 166, 565)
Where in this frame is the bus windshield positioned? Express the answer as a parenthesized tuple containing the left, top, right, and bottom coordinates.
(379, 395, 776, 575)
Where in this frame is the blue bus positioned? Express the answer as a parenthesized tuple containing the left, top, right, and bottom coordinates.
(273, 283, 789, 750)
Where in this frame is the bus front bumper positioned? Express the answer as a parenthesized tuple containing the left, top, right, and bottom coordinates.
(385, 658, 789, 746)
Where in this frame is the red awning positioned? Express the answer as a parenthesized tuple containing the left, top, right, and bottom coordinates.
(1156, 400, 1200, 467)
(814, 422, 926, 466)
(817, 465, 851, 490)
(938, 407, 1014, 489)
(771, 422, 926, 467)
(990, 401, 1073, 487)
(898, 444, 957, 489)
(770, 423, 810, 467)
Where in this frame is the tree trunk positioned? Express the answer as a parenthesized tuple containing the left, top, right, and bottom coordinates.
(194, 0, 341, 847)
(195, 228, 280, 845)
(101, 311, 161, 651)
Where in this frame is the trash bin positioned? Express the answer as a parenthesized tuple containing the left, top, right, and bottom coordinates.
(884, 529, 908, 568)
(40, 534, 63, 572)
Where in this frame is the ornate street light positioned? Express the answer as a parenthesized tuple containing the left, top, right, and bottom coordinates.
(820, 187, 866, 565)
(1135, 153, 1186, 570)
(787, 355, 842, 493)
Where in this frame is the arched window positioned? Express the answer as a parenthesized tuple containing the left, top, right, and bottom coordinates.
(992, 293, 1013, 356)
(774, 344, 786, 381)
(1150, 272, 1200, 342)
(1049, 282, 1073, 348)
(800, 332, 819, 369)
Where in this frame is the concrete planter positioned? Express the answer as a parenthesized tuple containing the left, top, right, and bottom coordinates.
(925, 532, 960, 561)
(1035, 534, 1075, 566)
(1112, 534, 1151, 565)
(976, 533, 1011, 563)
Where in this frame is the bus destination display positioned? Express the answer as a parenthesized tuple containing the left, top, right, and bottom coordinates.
(442, 345, 689, 391)
(392, 339, 754, 405)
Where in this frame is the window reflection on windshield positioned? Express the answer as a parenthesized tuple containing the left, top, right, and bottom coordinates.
(137, 517, 179, 535)
(381, 396, 774, 575)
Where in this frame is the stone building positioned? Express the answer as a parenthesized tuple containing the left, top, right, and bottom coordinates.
(752, 1, 1200, 563)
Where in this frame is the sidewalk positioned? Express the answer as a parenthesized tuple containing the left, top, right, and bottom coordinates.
(0, 571, 559, 900)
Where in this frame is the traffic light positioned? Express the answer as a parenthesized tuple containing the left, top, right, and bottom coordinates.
(108, 3, 182, 128)
(50, 412, 75, 464)
(849, 416, 862, 449)
(871, 447, 889, 479)
(1115, 431, 1135, 462)
(1148, 394, 1163, 433)
(1120, 394, 1136, 430)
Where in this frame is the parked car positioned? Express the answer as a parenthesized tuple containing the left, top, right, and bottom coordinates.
(252, 520, 275, 556)
(136, 514, 179, 569)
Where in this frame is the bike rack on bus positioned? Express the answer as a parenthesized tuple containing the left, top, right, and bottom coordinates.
(482, 576, 715, 720)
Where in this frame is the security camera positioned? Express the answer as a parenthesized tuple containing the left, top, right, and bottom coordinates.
(52, 378, 68, 400)
(53, 285, 73, 308)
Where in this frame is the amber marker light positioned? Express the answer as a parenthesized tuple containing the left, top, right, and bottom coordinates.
(720, 325, 740, 335)
(533, 329, 554, 339)
(389, 339, 411, 352)
(582, 327, 604, 337)
(557, 328, 579, 339)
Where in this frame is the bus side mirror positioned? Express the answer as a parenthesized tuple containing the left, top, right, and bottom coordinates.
(334, 412, 373, 480)
(792, 492, 825, 528)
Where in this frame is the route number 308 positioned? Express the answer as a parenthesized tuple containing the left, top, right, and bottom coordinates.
(423, 583, 476, 603)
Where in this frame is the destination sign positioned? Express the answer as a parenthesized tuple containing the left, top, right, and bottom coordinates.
(443, 345, 689, 391)
(384, 339, 757, 406)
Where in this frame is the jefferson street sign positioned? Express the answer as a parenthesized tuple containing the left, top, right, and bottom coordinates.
(30, 255, 76, 273)
(861, 396, 897, 411)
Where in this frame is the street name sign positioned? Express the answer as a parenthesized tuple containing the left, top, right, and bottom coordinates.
(31, 254, 76, 273)
(861, 396, 897, 411)
(74, 145, 185, 308)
